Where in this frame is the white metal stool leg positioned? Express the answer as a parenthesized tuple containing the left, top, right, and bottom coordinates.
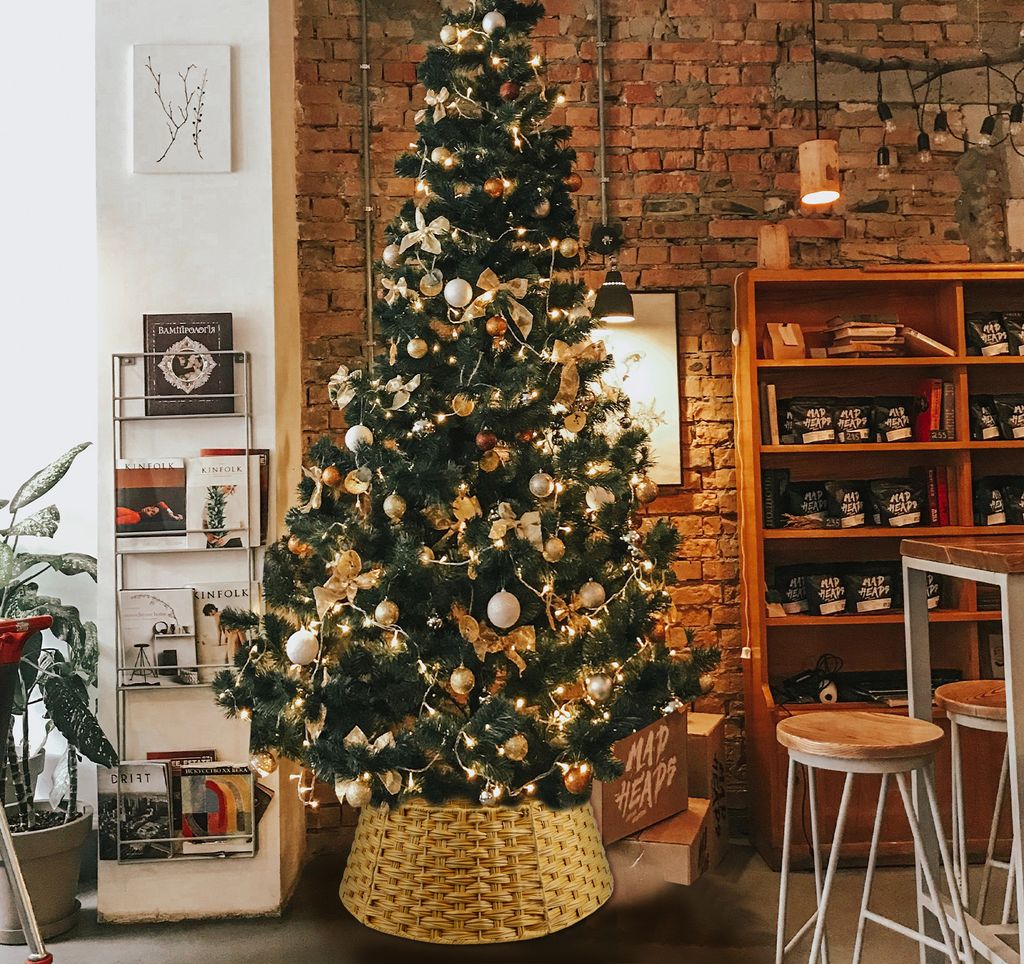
(1000, 837, 1018, 927)
(852, 773, 889, 964)
(950, 720, 969, 908)
(806, 768, 830, 964)
(776, 755, 796, 964)
(978, 741, 1010, 922)
(807, 773, 854, 964)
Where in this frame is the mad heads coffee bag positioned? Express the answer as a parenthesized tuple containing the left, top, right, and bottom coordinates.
(843, 564, 898, 615)
(787, 398, 836, 444)
(1001, 477, 1024, 524)
(967, 313, 1009, 356)
(1003, 312, 1024, 356)
(826, 480, 867, 528)
(994, 394, 1024, 440)
(782, 481, 829, 525)
(870, 478, 924, 527)
(831, 398, 872, 444)
(872, 397, 915, 443)
(970, 395, 1002, 441)
(774, 565, 811, 614)
(806, 570, 846, 616)
(974, 477, 1007, 526)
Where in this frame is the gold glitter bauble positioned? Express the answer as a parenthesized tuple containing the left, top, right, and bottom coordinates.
(503, 734, 528, 761)
(450, 666, 476, 695)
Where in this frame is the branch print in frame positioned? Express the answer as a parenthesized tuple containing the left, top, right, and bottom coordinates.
(133, 45, 231, 173)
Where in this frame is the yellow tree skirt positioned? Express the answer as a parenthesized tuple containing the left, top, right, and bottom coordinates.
(340, 797, 613, 944)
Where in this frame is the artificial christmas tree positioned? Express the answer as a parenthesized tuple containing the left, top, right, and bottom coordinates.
(215, 0, 717, 942)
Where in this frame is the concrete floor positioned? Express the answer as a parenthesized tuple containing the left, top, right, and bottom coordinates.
(0, 841, 948, 964)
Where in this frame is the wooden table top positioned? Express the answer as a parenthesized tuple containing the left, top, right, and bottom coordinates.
(901, 536, 1024, 575)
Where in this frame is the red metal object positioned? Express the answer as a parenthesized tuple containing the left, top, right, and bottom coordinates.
(0, 615, 54, 962)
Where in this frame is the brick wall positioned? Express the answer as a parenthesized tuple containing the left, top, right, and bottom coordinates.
(294, 0, 1022, 810)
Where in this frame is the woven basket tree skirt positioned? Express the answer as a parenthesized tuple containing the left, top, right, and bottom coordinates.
(340, 797, 613, 944)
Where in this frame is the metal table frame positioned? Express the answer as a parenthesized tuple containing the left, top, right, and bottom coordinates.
(904, 556, 1024, 964)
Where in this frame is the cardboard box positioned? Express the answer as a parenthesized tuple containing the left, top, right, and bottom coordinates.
(763, 322, 806, 360)
(634, 797, 726, 885)
(592, 708, 688, 845)
(687, 712, 725, 801)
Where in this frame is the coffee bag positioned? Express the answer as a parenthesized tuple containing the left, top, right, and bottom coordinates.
(966, 313, 1009, 356)
(870, 478, 924, 527)
(831, 398, 872, 443)
(994, 394, 1024, 440)
(969, 395, 1002, 441)
(872, 397, 915, 443)
(787, 397, 836, 445)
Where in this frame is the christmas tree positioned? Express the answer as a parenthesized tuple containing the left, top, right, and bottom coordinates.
(216, 0, 717, 812)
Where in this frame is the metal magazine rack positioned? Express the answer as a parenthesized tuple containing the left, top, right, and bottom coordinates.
(109, 351, 260, 863)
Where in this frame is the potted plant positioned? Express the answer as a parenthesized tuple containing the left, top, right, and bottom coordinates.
(0, 443, 117, 944)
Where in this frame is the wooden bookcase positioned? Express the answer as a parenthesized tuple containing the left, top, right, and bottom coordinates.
(735, 266, 1024, 869)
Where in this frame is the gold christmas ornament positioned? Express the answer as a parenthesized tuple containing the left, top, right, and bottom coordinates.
(419, 270, 444, 297)
(558, 238, 579, 258)
(565, 172, 583, 192)
(439, 24, 458, 45)
(407, 337, 429, 359)
(483, 177, 505, 198)
(375, 599, 400, 626)
(444, 277, 474, 308)
(542, 536, 566, 562)
(585, 673, 613, 703)
(452, 393, 476, 417)
(503, 734, 528, 761)
(343, 779, 373, 808)
(486, 590, 521, 629)
(534, 198, 551, 217)
(485, 316, 508, 337)
(563, 763, 591, 794)
(479, 450, 501, 472)
(430, 145, 452, 165)
(344, 467, 372, 495)
(633, 476, 659, 505)
(577, 580, 607, 609)
(382, 243, 401, 267)
(288, 534, 310, 557)
(481, 9, 506, 33)
(450, 665, 476, 695)
(321, 465, 342, 488)
(250, 750, 278, 777)
(563, 412, 586, 433)
(383, 492, 407, 522)
(419, 545, 435, 563)
(700, 673, 715, 694)
(528, 472, 555, 498)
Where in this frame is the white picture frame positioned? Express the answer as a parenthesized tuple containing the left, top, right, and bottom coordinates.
(599, 290, 683, 485)
(132, 44, 231, 174)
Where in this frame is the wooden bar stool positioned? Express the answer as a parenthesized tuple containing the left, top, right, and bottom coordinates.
(935, 680, 1016, 926)
(775, 711, 976, 963)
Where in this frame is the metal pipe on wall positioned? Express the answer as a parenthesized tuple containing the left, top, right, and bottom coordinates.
(359, 0, 375, 369)
(595, 0, 609, 225)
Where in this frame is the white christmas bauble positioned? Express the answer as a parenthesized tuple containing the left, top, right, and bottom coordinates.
(383, 493, 407, 521)
(528, 472, 555, 498)
(407, 337, 429, 359)
(345, 424, 374, 452)
(383, 243, 401, 267)
(577, 580, 606, 609)
(542, 536, 566, 562)
(586, 485, 615, 511)
(286, 628, 319, 666)
(487, 590, 521, 629)
(412, 418, 434, 435)
(375, 600, 399, 626)
(444, 278, 474, 308)
(586, 672, 613, 703)
(343, 780, 373, 808)
(439, 24, 459, 45)
(482, 10, 506, 34)
(430, 146, 452, 165)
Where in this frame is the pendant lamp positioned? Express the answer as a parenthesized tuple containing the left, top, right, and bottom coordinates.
(798, 0, 841, 206)
(594, 267, 635, 324)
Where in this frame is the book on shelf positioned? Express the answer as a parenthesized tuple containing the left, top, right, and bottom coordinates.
(913, 377, 944, 442)
(118, 588, 198, 686)
(826, 342, 904, 358)
(193, 581, 255, 682)
(941, 381, 956, 440)
(759, 383, 780, 445)
(115, 459, 186, 548)
(146, 749, 217, 854)
(199, 448, 270, 544)
(98, 763, 172, 861)
(185, 455, 261, 550)
(909, 467, 941, 525)
(903, 327, 956, 358)
(830, 324, 900, 341)
(179, 762, 256, 856)
(936, 467, 951, 526)
(760, 469, 789, 529)
(824, 314, 900, 331)
(143, 313, 234, 416)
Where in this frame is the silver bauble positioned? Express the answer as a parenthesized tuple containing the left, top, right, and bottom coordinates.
(344, 424, 374, 452)
(479, 785, 502, 806)
(412, 418, 434, 435)
(382, 243, 402, 267)
(439, 24, 459, 45)
(634, 476, 659, 505)
(528, 472, 555, 498)
(577, 580, 606, 609)
(344, 780, 373, 808)
(700, 673, 715, 695)
(444, 277, 474, 308)
(383, 492, 407, 522)
(542, 537, 565, 563)
(430, 146, 452, 165)
(585, 672, 614, 703)
(250, 750, 278, 777)
(486, 590, 521, 629)
(481, 10, 506, 34)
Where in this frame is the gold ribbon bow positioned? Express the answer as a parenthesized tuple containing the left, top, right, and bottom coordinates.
(488, 502, 543, 549)
(314, 549, 384, 618)
(551, 339, 608, 407)
(384, 373, 421, 410)
(423, 494, 482, 545)
(298, 464, 324, 513)
(451, 604, 536, 673)
(338, 726, 402, 795)
(399, 208, 450, 256)
(328, 365, 359, 411)
(382, 276, 411, 305)
(415, 87, 450, 124)
(461, 268, 534, 337)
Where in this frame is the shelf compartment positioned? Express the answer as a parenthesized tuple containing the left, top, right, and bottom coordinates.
(764, 525, 1024, 540)
(765, 610, 1000, 628)
(760, 442, 962, 455)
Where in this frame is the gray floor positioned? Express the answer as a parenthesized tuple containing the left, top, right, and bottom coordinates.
(0, 841, 950, 964)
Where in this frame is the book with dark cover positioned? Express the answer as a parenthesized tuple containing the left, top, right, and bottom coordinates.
(146, 749, 216, 854)
(144, 313, 234, 416)
(760, 469, 789, 529)
(98, 763, 171, 861)
(941, 381, 956, 441)
(936, 468, 952, 527)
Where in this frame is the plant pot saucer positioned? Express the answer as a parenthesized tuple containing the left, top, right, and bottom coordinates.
(0, 899, 79, 945)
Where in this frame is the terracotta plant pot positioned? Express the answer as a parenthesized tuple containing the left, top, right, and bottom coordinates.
(2, 748, 45, 807)
(0, 806, 92, 944)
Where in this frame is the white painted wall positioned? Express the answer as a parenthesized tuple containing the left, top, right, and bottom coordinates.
(96, 0, 304, 920)
(0, 1, 99, 805)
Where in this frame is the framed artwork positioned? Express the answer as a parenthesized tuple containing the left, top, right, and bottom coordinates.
(132, 44, 232, 173)
(599, 290, 683, 485)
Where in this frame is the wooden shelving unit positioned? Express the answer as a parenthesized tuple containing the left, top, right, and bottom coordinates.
(735, 266, 1024, 869)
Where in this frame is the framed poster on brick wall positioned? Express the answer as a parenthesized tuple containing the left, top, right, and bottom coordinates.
(599, 290, 682, 485)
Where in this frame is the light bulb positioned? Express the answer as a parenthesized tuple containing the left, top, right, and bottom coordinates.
(877, 101, 895, 133)
(979, 113, 996, 147)
(1011, 103, 1023, 137)
(916, 131, 931, 163)
(933, 110, 950, 147)
(876, 145, 892, 182)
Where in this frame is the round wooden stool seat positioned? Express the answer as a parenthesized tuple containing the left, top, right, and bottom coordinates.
(934, 680, 1006, 723)
(777, 710, 944, 761)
